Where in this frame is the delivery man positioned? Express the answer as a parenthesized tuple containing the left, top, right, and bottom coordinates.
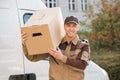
(22, 16, 90, 80)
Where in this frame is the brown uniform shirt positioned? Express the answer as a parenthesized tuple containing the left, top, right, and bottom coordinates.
(49, 35, 90, 80)
(23, 35, 90, 80)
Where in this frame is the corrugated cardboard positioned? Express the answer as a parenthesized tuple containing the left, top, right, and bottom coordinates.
(22, 24, 54, 55)
(22, 7, 65, 55)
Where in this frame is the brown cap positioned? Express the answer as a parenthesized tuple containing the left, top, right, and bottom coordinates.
(64, 16, 78, 25)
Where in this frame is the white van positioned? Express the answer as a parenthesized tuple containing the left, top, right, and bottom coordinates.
(0, 0, 109, 80)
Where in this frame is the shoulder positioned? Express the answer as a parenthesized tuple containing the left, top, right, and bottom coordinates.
(76, 39, 89, 49)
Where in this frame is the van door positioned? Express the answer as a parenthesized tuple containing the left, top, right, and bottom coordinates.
(0, 0, 24, 80)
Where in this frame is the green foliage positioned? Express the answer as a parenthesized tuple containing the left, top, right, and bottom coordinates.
(91, 50, 120, 80)
(89, 0, 120, 50)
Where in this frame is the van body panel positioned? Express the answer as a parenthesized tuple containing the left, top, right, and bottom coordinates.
(0, 0, 24, 80)
(0, 0, 47, 80)
(16, 0, 46, 10)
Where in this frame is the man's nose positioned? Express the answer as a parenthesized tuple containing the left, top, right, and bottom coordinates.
(70, 27, 74, 30)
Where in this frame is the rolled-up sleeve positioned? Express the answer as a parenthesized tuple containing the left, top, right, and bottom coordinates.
(66, 45, 90, 70)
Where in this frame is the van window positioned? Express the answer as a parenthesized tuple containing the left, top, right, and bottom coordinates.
(23, 13, 33, 24)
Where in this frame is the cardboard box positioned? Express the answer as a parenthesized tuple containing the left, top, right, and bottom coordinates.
(22, 24, 54, 55)
(22, 7, 65, 55)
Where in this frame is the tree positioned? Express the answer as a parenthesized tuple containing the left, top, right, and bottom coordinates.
(89, 0, 120, 49)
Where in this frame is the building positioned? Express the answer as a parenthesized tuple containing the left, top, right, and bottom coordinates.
(41, 0, 101, 31)
(41, 0, 101, 20)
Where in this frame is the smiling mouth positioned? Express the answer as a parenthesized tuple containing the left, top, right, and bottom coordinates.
(69, 32, 74, 34)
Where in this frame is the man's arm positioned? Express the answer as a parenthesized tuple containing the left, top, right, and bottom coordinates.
(22, 42, 49, 62)
(65, 44, 90, 70)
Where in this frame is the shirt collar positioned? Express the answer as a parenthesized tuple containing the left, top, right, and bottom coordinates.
(61, 35, 80, 45)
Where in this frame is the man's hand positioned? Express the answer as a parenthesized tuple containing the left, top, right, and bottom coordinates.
(21, 32, 28, 43)
(48, 47, 64, 61)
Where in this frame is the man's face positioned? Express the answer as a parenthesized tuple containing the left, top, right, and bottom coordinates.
(64, 22, 79, 38)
